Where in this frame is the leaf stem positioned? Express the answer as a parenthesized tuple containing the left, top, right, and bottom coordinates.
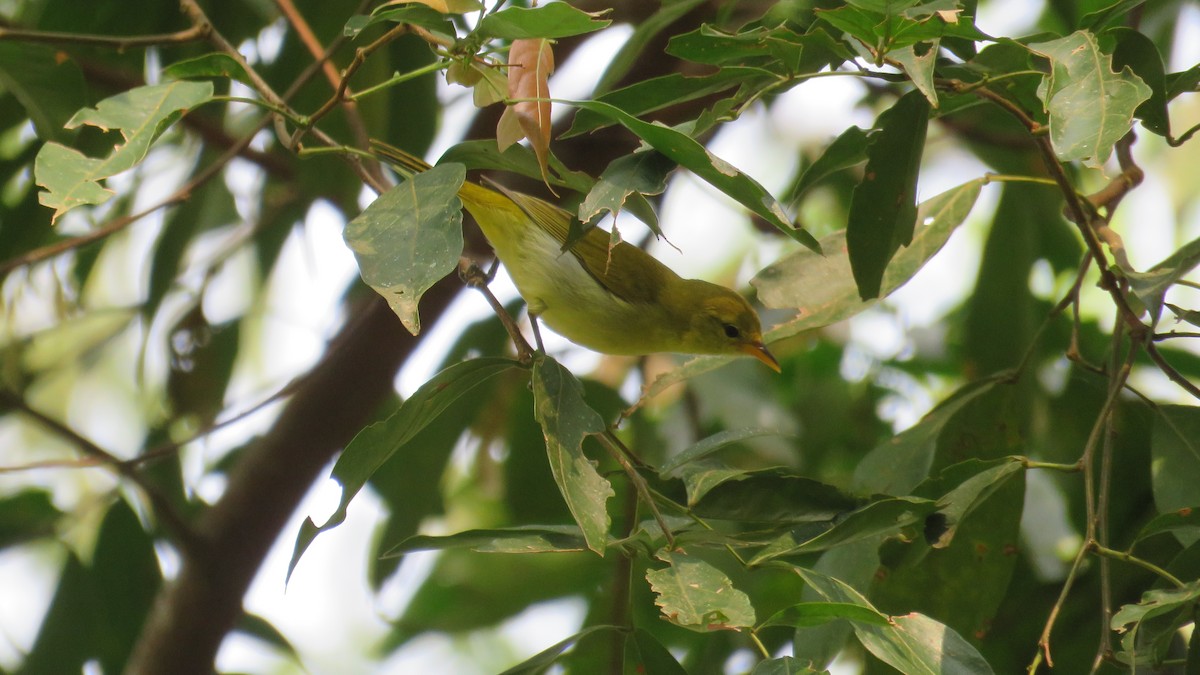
(1090, 543, 1186, 589)
(349, 60, 450, 101)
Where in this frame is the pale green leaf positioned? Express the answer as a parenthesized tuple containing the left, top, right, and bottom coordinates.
(343, 163, 465, 335)
(35, 80, 214, 221)
(1029, 30, 1152, 167)
(647, 550, 756, 631)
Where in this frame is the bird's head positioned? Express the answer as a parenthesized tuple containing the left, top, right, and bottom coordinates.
(674, 280, 780, 372)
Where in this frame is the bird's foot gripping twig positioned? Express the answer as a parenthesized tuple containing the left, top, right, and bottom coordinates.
(458, 257, 538, 365)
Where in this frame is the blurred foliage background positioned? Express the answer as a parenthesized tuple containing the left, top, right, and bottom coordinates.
(1, 0, 1200, 673)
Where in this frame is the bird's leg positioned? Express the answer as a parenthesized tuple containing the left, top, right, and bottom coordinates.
(528, 314, 547, 354)
(457, 257, 536, 365)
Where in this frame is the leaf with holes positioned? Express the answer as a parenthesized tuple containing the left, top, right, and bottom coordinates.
(35, 80, 213, 221)
(647, 550, 755, 631)
(1029, 30, 1152, 167)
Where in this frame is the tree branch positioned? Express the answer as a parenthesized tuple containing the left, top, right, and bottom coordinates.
(125, 286, 458, 674)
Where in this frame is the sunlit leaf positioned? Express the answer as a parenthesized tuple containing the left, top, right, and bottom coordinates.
(34, 80, 213, 221)
(577, 150, 673, 231)
(1029, 30, 1152, 167)
(755, 178, 982, 340)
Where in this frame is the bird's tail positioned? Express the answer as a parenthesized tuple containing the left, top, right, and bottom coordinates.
(370, 140, 434, 179)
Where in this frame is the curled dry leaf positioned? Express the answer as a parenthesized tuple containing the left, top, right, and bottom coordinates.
(498, 38, 555, 187)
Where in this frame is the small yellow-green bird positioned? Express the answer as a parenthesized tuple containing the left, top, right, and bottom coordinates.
(374, 144, 779, 372)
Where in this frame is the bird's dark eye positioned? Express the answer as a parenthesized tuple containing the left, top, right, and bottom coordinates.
(723, 324, 740, 339)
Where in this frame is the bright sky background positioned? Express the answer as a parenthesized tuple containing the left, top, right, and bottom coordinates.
(2, 0, 1200, 673)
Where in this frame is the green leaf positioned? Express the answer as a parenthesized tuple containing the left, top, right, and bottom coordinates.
(847, 89, 930, 300)
(162, 53, 253, 87)
(925, 457, 1024, 547)
(665, 24, 804, 72)
(0, 42, 85, 143)
(625, 628, 688, 675)
(497, 625, 621, 674)
(477, 4, 611, 40)
(532, 356, 612, 555)
(1126, 235, 1200, 324)
(343, 163, 465, 335)
(1082, 0, 1147, 31)
(344, 4, 455, 39)
(853, 375, 1003, 494)
(892, 40, 940, 107)
(795, 568, 995, 674)
(1029, 30, 1152, 167)
(647, 550, 756, 631)
(759, 601, 891, 629)
(1107, 28, 1169, 137)
(384, 525, 587, 556)
(789, 125, 875, 202)
(0, 490, 60, 549)
(577, 150, 673, 230)
(755, 178, 982, 341)
(689, 467, 860, 523)
(817, 2, 981, 59)
(287, 357, 518, 582)
(34, 80, 214, 221)
(564, 99, 820, 252)
(660, 427, 781, 476)
(1111, 581, 1200, 632)
(1151, 406, 1200, 545)
(438, 139, 594, 193)
(1165, 303, 1200, 329)
(89, 499, 162, 674)
(749, 497, 936, 564)
(21, 554, 92, 673)
(592, 0, 709, 94)
(751, 656, 826, 674)
(1133, 507, 1200, 546)
(235, 613, 300, 662)
(860, 612, 997, 674)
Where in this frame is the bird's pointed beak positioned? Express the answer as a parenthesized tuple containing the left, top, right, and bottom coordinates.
(740, 340, 781, 373)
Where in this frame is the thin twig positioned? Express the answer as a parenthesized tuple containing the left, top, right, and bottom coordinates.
(1029, 340, 1135, 673)
(459, 258, 536, 363)
(0, 23, 207, 48)
(596, 431, 675, 549)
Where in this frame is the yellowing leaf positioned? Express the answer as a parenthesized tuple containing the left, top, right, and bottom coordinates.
(499, 38, 555, 187)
